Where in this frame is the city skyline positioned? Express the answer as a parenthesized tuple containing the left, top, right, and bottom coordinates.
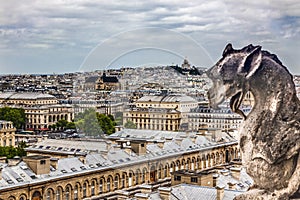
(0, 1, 300, 75)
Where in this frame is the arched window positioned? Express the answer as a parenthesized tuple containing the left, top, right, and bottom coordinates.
(99, 179, 103, 194)
(19, 196, 27, 200)
(91, 181, 95, 196)
(135, 170, 140, 185)
(74, 185, 78, 200)
(65, 186, 70, 200)
(121, 174, 126, 188)
(128, 172, 133, 187)
(107, 177, 111, 192)
(158, 165, 162, 179)
(46, 190, 51, 200)
(142, 169, 146, 183)
(32, 191, 42, 200)
(56, 187, 62, 200)
(114, 175, 119, 190)
(83, 182, 87, 197)
(164, 165, 168, 177)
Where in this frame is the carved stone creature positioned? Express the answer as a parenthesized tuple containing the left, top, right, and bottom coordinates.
(206, 44, 300, 199)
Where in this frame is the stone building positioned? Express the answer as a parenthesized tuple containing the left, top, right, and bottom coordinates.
(123, 94, 198, 131)
(188, 104, 251, 131)
(0, 92, 74, 131)
(0, 129, 239, 200)
(0, 120, 16, 147)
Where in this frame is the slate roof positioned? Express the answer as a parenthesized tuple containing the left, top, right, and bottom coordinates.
(1, 131, 238, 190)
(169, 184, 243, 200)
(85, 76, 99, 83)
(137, 94, 197, 103)
(0, 92, 56, 100)
(26, 139, 108, 154)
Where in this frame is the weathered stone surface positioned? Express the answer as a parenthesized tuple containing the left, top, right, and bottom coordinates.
(206, 44, 300, 199)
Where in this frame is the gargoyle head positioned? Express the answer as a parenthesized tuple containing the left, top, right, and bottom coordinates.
(206, 43, 262, 119)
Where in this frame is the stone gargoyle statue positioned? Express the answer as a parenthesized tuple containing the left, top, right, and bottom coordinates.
(206, 44, 300, 199)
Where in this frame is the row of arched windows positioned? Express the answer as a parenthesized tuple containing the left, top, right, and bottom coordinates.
(4, 147, 239, 200)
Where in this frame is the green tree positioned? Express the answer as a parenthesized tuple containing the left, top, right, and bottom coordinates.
(124, 120, 137, 129)
(96, 113, 115, 135)
(56, 119, 68, 129)
(0, 107, 25, 129)
(75, 108, 103, 137)
(74, 108, 116, 136)
(50, 120, 76, 131)
(0, 142, 27, 159)
(66, 122, 76, 129)
(16, 141, 27, 157)
(114, 112, 123, 125)
(84, 110, 103, 136)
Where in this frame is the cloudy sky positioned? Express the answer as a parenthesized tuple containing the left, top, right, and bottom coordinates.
(0, 0, 300, 74)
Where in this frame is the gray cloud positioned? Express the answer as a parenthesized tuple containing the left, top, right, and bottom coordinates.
(0, 0, 299, 74)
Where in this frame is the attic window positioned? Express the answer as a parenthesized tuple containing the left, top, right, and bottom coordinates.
(71, 168, 77, 172)
(61, 169, 67, 173)
(30, 175, 37, 179)
(96, 163, 102, 167)
(40, 160, 46, 165)
(16, 178, 24, 182)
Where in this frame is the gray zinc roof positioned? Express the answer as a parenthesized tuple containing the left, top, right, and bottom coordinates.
(137, 94, 197, 103)
(0, 92, 56, 100)
(169, 184, 242, 200)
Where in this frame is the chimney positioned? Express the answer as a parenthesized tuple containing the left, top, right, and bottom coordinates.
(131, 141, 147, 156)
(7, 156, 21, 166)
(140, 184, 153, 194)
(216, 185, 225, 200)
(159, 187, 172, 200)
(50, 158, 59, 169)
(23, 155, 51, 175)
(157, 141, 164, 148)
(190, 135, 197, 143)
(134, 193, 149, 200)
(230, 167, 241, 180)
(0, 157, 6, 163)
(213, 174, 219, 187)
(123, 146, 132, 155)
(175, 138, 183, 146)
(228, 182, 236, 190)
(78, 155, 86, 164)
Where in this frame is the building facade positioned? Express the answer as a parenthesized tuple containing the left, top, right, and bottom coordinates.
(188, 105, 251, 131)
(0, 120, 16, 147)
(0, 92, 74, 131)
(123, 94, 198, 131)
(0, 130, 239, 200)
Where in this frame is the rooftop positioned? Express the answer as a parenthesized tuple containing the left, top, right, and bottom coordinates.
(0, 92, 56, 100)
(159, 184, 243, 200)
(137, 94, 197, 103)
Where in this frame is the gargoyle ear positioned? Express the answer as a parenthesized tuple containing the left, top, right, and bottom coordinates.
(222, 43, 234, 57)
(241, 46, 262, 79)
